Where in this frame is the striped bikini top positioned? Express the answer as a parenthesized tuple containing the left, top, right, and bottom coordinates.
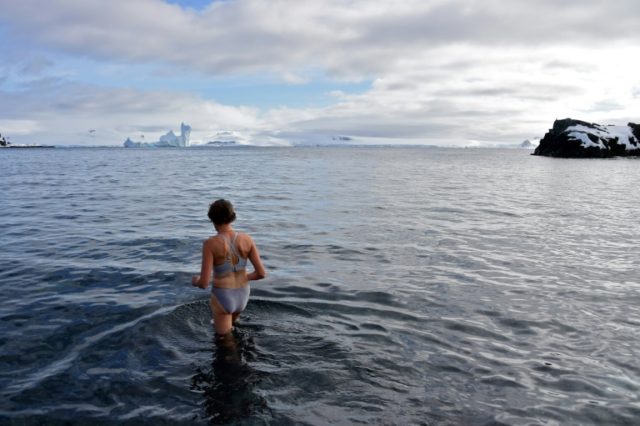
(213, 232, 248, 277)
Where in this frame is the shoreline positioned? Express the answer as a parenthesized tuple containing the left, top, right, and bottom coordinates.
(1, 145, 55, 149)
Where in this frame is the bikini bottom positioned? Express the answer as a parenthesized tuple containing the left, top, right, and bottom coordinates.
(211, 286, 250, 314)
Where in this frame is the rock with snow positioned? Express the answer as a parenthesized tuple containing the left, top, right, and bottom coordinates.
(533, 118, 640, 157)
(123, 123, 191, 148)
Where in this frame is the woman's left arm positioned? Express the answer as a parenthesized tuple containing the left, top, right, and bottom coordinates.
(246, 236, 266, 281)
(192, 240, 213, 289)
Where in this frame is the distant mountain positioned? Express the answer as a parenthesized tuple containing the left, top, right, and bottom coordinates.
(204, 140, 237, 147)
(286, 134, 355, 146)
(0, 131, 53, 148)
(519, 139, 538, 149)
(199, 130, 242, 147)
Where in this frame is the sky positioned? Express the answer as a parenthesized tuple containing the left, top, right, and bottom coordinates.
(0, 0, 639, 146)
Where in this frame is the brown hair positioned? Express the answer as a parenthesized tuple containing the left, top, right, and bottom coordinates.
(207, 199, 236, 225)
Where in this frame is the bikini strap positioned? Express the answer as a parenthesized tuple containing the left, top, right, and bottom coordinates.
(220, 232, 241, 260)
(228, 232, 241, 259)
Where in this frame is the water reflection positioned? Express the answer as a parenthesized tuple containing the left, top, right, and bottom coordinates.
(191, 329, 268, 424)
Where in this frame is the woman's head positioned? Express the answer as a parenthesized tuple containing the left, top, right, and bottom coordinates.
(208, 199, 236, 226)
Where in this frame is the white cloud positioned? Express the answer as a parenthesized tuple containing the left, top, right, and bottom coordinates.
(281, 72, 309, 85)
(0, 119, 42, 135)
(0, 0, 639, 145)
(0, 80, 263, 145)
(2, 0, 640, 76)
(260, 44, 640, 143)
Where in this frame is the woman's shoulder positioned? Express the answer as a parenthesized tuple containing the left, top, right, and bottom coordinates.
(235, 231, 254, 251)
(204, 235, 222, 248)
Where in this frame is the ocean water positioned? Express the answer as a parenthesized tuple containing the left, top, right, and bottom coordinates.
(1, 146, 639, 425)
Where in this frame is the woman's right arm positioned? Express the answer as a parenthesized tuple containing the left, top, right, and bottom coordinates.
(247, 237, 266, 281)
(192, 239, 213, 289)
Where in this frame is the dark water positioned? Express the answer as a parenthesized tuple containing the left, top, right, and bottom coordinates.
(1, 147, 639, 425)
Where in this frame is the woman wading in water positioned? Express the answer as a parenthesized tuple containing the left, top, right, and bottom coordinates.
(192, 199, 266, 335)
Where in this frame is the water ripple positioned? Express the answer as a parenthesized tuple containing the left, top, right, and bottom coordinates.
(1, 147, 640, 424)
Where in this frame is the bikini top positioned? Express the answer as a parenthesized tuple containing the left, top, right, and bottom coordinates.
(213, 232, 248, 277)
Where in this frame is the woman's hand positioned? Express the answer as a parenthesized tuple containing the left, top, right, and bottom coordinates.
(192, 275, 200, 287)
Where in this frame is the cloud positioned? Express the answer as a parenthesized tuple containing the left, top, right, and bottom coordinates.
(3, 41, 639, 146)
(1, 0, 640, 77)
(260, 43, 640, 143)
(0, 78, 263, 145)
(1, 1, 639, 145)
(19, 56, 54, 76)
(281, 72, 309, 85)
(0, 119, 41, 135)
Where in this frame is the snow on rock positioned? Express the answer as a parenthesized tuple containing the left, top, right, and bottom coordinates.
(533, 118, 640, 157)
(123, 123, 191, 148)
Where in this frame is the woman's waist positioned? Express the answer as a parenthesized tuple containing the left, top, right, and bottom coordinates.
(213, 269, 247, 280)
(212, 283, 250, 291)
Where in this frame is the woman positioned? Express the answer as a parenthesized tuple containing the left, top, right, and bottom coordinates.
(192, 199, 266, 335)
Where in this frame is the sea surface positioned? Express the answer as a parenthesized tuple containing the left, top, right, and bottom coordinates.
(1, 146, 639, 425)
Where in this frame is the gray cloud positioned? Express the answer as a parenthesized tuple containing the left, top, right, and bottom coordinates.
(0, 79, 261, 145)
(1, 0, 638, 145)
(432, 82, 584, 102)
(1, 0, 639, 77)
(583, 99, 626, 113)
(19, 56, 54, 75)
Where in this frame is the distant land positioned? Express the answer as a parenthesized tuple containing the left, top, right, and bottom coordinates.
(520, 140, 537, 149)
(122, 123, 359, 148)
(20, 122, 640, 151)
(533, 118, 640, 158)
(0, 132, 54, 149)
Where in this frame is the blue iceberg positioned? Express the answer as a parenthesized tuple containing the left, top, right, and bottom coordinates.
(124, 123, 191, 148)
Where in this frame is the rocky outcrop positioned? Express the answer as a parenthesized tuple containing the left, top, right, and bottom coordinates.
(533, 118, 640, 158)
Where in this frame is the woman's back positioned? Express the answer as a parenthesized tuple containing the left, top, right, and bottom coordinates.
(211, 231, 252, 289)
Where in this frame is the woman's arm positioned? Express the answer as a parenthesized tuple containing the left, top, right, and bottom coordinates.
(192, 240, 213, 289)
(247, 237, 266, 281)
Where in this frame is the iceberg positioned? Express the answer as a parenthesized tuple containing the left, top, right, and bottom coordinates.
(123, 123, 191, 148)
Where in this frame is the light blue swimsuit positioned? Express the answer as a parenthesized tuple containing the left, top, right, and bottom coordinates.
(211, 232, 250, 313)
